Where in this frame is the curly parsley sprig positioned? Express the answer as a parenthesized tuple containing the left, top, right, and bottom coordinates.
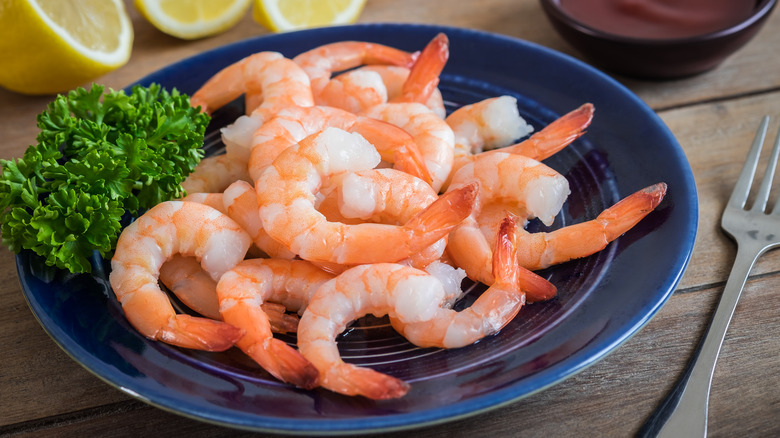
(0, 83, 210, 274)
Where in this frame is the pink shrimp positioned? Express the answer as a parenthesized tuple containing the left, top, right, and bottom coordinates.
(476, 182, 669, 274)
(222, 180, 297, 259)
(216, 258, 335, 389)
(392, 213, 552, 347)
(360, 65, 446, 118)
(446, 103, 596, 188)
(159, 255, 299, 333)
(392, 33, 449, 106)
(292, 40, 417, 101)
(363, 102, 455, 192)
(446, 96, 534, 159)
(296, 213, 549, 399)
(190, 51, 313, 116)
(255, 127, 477, 265)
(317, 168, 446, 269)
(445, 152, 569, 299)
(109, 201, 251, 351)
(247, 105, 431, 184)
(314, 33, 449, 116)
(181, 154, 252, 194)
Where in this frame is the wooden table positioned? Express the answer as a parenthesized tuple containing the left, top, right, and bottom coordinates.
(2, 1, 779, 436)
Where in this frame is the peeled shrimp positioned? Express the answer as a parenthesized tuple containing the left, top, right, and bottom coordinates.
(181, 154, 252, 194)
(159, 255, 299, 333)
(475, 182, 669, 276)
(446, 103, 595, 189)
(446, 96, 534, 159)
(363, 102, 455, 192)
(190, 51, 313, 116)
(392, 213, 552, 347)
(222, 180, 297, 259)
(317, 168, 446, 269)
(445, 152, 569, 298)
(292, 40, 417, 102)
(216, 258, 335, 389)
(316, 33, 449, 114)
(296, 213, 549, 399)
(367, 65, 446, 118)
(247, 105, 431, 184)
(255, 127, 476, 265)
(109, 201, 251, 351)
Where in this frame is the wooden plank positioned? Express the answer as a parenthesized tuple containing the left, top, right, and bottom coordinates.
(0, 248, 130, 427)
(658, 90, 780, 290)
(5, 275, 778, 437)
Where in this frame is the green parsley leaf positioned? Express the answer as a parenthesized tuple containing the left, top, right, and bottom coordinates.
(0, 83, 209, 274)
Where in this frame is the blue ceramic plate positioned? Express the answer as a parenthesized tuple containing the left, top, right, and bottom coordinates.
(18, 24, 697, 435)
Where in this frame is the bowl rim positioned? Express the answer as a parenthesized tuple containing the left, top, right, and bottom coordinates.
(540, 0, 778, 46)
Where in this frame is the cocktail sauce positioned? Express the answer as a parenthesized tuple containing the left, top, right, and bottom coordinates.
(558, 0, 756, 39)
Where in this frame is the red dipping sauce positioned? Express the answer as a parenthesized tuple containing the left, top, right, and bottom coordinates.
(558, 0, 757, 39)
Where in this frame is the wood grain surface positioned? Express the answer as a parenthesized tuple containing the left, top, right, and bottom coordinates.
(1, 1, 779, 437)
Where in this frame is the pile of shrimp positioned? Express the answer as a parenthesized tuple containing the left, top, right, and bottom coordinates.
(108, 33, 668, 400)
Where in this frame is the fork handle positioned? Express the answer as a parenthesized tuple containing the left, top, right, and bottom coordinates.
(638, 244, 760, 438)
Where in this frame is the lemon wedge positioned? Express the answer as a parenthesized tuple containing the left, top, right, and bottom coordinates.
(135, 0, 253, 40)
(253, 0, 367, 32)
(0, 0, 133, 95)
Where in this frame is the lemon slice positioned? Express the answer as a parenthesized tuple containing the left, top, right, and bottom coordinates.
(135, 0, 253, 40)
(0, 0, 133, 95)
(253, 0, 367, 32)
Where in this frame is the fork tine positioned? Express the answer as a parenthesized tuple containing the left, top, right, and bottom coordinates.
(729, 116, 769, 210)
(753, 122, 780, 212)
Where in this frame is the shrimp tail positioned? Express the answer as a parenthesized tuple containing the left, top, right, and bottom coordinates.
(392, 142, 434, 185)
(498, 213, 558, 302)
(404, 182, 477, 253)
(246, 338, 320, 389)
(399, 33, 449, 104)
(325, 363, 410, 399)
(164, 315, 245, 351)
(602, 182, 667, 239)
(505, 103, 594, 160)
(261, 303, 300, 333)
(351, 119, 433, 184)
(517, 182, 667, 271)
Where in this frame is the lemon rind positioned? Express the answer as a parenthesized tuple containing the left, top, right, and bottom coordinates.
(27, 0, 133, 67)
(136, 0, 253, 40)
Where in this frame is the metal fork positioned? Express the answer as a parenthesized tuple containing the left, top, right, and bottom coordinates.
(639, 116, 780, 437)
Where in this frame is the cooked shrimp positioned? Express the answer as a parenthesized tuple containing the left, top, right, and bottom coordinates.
(190, 51, 313, 116)
(247, 105, 430, 184)
(296, 213, 549, 399)
(292, 40, 417, 100)
(180, 191, 227, 214)
(216, 258, 335, 388)
(222, 180, 297, 259)
(314, 33, 449, 117)
(391, 33, 449, 106)
(317, 168, 446, 268)
(446, 96, 534, 159)
(159, 255, 299, 333)
(313, 68, 389, 115)
(444, 152, 569, 298)
(255, 127, 477, 265)
(445, 103, 595, 189)
(109, 201, 252, 351)
(475, 182, 668, 275)
(360, 65, 446, 118)
(363, 102, 455, 192)
(392, 213, 552, 347)
(181, 154, 252, 194)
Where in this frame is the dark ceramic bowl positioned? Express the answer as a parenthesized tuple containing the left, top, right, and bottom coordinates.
(540, 0, 777, 79)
